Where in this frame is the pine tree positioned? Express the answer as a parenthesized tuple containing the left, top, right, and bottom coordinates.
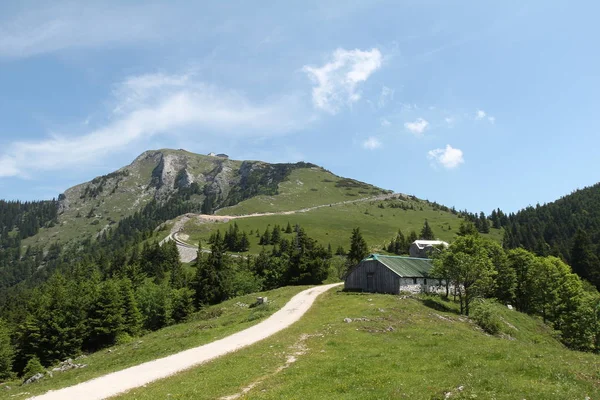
(259, 227, 271, 246)
(270, 225, 281, 244)
(571, 230, 600, 286)
(407, 231, 418, 247)
(285, 222, 293, 234)
(124, 261, 146, 289)
(136, 281, 173, 331)
(479, 212, 490, 233)
(335, 245, 345, 256)
(195, 231, 233, 305)
(22, 356, 44, 382)
(86, 280, 124, 350)
(17, 275, 85, 366)
(419, 220, 435, 240)
(394, 230, 406, 255)
(348, 228, 369, 266)
(238, 232, 250, 252)
(119, 279, 142, 337)
(164, 240, 184, 289)
(171, 287, 195, 323)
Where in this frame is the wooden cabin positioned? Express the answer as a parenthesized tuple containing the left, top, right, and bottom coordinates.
(344, 254, 440, 294)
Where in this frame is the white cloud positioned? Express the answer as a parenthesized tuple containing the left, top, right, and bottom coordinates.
(427, 145, 465, 169)
(475, 109, 495, 123)
(444, 117, 454, 125)
(377, 86, 394, 108)
(380, 118, 391, 127)
(404, 118, 429, 135)
(0, 157, 19, 178)
(0, 72, 306, 177)
(362, 137, 382, 150)
(303, 48, 383, 114)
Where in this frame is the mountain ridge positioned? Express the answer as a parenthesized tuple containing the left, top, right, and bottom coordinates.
(23, 149, 387, 247)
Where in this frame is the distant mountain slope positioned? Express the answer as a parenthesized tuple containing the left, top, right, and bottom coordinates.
(502, 182, 600, 286)
(22, 149, 388, 247)
(177, 195, 504, 258)
(216, 168, 390, 216)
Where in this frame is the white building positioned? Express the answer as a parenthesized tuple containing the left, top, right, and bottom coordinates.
(409, 240, 449, 258)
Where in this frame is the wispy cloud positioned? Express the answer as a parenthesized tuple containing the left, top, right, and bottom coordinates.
(380, 118, 391, 127)
(404, 117, 429, 136)
(0, 3, 174, 58)
(428, 145, 464, 169)
(362, 137, 382, 150)
(303, 48, 383, 114)
(377, 86, 394, 108)
(0, 72, 307, 178)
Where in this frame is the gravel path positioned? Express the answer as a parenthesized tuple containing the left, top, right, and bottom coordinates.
(28, 283, 342, 400)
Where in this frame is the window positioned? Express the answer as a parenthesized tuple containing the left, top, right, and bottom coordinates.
(424, 279, 427, 285)
(413, 278, 417, 284)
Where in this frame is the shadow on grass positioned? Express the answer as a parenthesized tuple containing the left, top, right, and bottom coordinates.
(418, 296, 460, 315)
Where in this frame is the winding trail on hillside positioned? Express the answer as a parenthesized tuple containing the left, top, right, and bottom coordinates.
(28, 283, 342, 400)
(163, 193, 398, 262)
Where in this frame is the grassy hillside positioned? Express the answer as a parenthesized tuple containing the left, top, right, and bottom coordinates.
(216, 168, 389, 216)
(0, 286, 307, 400)
(181, 196, 503, 254)
(118, 290, 600, 400)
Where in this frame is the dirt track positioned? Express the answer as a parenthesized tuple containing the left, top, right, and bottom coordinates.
(28, 283, 342, 400)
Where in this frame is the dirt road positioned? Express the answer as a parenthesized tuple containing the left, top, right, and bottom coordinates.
(28, 283, 343, 400)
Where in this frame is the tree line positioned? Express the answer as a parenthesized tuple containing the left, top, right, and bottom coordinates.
(486, 183, 600, 290)
(0, 219, 337, 380)
(431, 228, 600, 352)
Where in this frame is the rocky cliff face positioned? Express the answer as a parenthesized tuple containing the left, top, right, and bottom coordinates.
(45, 149, 325, 245)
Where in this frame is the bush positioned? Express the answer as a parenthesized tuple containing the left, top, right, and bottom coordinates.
(247, 303, 273, 322)
(471, 300, 503, 335)
(115, 332, 133, 345)
(22, 357, 45, 382)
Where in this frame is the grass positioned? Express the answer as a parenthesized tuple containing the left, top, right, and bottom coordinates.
(0, 286, 309, 400)
(216, 168, 388, 216)
(182, 199, 503, 255)
(116, 290, 600, 400)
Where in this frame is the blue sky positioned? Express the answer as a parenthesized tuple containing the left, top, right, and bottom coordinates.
(1, 1, 599, 214)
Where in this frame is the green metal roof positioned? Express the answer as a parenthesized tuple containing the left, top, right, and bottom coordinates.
(366, 254, 433, 277)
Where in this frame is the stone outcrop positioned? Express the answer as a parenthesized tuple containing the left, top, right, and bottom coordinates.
(24, 373, 45, 385)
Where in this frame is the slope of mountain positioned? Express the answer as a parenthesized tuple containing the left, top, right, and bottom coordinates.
(502, 182, 600, 287)
(23, 149, 387, 247)
(177, 195, 503, 257)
